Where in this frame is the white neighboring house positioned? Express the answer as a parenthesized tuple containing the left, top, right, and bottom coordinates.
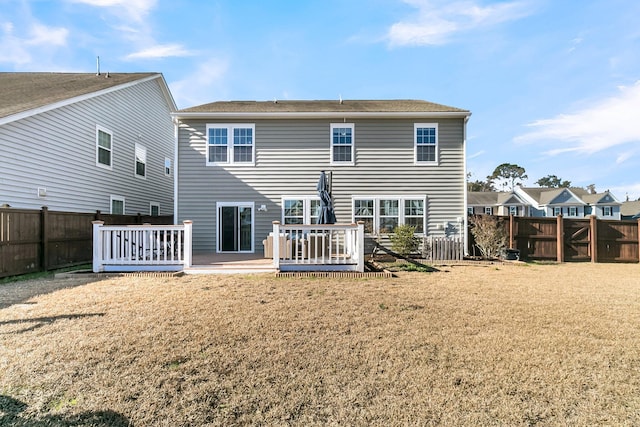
(0, 72, 176, 215)
(514, 187, 621, 219)
(467, 191, 529, 216)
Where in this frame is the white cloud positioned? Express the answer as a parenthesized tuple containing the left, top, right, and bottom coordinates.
(387, 0, 533, 46)
(516, 81, 640, 156)
(69, 0, 156, 23)
(124, 44, 194, 60)
(0, 20, 69, 65)
(27, 23, 69, 46)
(468, 150, 485, 160)
(170, 58, 230, 109)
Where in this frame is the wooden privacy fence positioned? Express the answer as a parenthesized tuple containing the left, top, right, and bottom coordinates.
(0, 206, 173, 278)
(469, 215, 640, 263)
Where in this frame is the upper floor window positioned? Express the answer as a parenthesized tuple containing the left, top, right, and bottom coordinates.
(415, 123, 438, 164)
(330, 123, 354, 165)
(96, 126, 113, 169)
(206, 124, 255, 165)
(165, 158, 172, 176)
(603, 206, 613, 216)
(135, 143, 147, 178)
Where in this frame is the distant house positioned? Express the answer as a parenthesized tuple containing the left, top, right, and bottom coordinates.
(0, 72, 176, 215)
(621, 201, 640, 220)
(467, 191, 529, 216)
(572, 188, 621, 220)
(172, 99, 471, 255)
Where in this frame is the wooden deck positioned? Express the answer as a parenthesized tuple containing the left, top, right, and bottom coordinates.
(185, 253, 276, 274)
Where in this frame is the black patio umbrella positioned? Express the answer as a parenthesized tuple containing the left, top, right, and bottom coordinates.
(316, 171, 336, 224)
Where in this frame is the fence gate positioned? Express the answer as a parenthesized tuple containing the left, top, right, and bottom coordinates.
(563, 219, 591, 262)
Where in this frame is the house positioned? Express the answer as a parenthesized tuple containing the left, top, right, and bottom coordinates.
(572, 188, 621, 220)
(467, 191, 529, 216)
(514, 187, 621, 219)
(172, 99, 471, 255)
(0, 72, 176, 215)
(621, 200, 640, 220)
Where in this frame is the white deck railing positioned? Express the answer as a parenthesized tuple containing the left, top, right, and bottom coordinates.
(271, 221, 365, 272)
(92, 220, 192, 272)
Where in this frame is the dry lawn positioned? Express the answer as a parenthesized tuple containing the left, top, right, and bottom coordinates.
(1, 263, 639, 426)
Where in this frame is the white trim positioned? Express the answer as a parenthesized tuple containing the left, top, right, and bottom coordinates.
(216, 201, 255, 253)
(205, 123, 256, 166)
(1, 74, 171, 126)
(173, 111, 471, 120)
(110, 195, 125, 215)
(96, 125, 113, 170)
(173, 119, 179, 221)
(414, 123, 438, 165)
(330, 123, 355, 166)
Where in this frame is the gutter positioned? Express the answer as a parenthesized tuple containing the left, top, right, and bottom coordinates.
(171, 111, 472, 120)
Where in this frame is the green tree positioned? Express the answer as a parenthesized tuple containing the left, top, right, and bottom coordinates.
(535, 175, 571, 188)
(489, 163, 528, 191)
(466, 172, 494, 192)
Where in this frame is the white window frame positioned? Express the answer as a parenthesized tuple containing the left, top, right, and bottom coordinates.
(484, 207, 493, 215)
(135, 143, 147, 178)
(352, 196, 427, 236)
(216, 201, 255, 253)
(568, 206, 578, 217)
(509, 206, 518, 216)
(603, 206, 613, 217)
(110, 195, 125, 215)
(150, 202, 160, 216)
(553, 207, 562, 216)
(96, 125, 113, 170)
(281, 196, 321, 225)
(414, 123, 438, 165)
(164, 157, 172, 176)
(330, 123, 355, 166)
(467, 207, 474, 215)
(206, 123, 256, 166)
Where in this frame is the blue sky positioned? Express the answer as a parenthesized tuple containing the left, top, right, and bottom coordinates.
(2, 0, 640, 200)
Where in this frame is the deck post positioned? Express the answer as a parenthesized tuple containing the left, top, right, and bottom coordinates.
(92, 220, 104, 273)
(183, 220, 193, 268)
(272, 221, 280, 269)
(356, 221, 365, 272)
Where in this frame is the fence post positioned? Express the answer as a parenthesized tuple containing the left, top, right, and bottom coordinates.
(637, 219, 640, 263)
(357, 221, 365, 272)
(509, 214, 515, 249)
(556, 215, 564, 262)
(41, 206, 49, 271)
(272, 221, 280, 269)
(183, 220, 193, 268)
(590, 215, 598, 263)
(92, 220, 104, 273)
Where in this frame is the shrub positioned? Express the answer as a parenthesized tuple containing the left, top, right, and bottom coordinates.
(389, 224, 420, 257)
(469, 215, 507, 259)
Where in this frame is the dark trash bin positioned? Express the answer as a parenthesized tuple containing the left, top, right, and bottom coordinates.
(505, 249, 520, 261)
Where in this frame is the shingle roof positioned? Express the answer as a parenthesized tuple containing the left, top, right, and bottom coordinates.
(178, 99, 470, 114)
(0, 72, 160, 119)
(467, 192, 500, 206)
(621, 200, 640, 218)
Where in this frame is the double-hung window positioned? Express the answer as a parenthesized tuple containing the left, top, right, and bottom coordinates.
(96, 126, 113, 169)
(135, 143, 146, 178)
(282, 197, 321, 224)
(353, 197, 426, 235)
(110, 195, 125, 215)
(415, 123, 438, 164)
(206, 124, 255, 165)
(164, 158, 172, 176)
(330, 123, 354, 165)
(553, 207, 562, 216)
(509, 206, 518, 216)
(484, 207, 493, 215)
(603, 206, 613, 217)
(568, 206, 578, 217)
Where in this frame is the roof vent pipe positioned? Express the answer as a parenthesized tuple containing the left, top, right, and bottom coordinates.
(96, 56, 100, 76)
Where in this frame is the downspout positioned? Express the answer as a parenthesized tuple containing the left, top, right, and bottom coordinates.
(173, 117, 179, 222)
(463, 114, 470, 256)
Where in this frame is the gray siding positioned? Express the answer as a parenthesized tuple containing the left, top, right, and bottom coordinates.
(0, 78, 174, 215)
(177, 118, 466, 254)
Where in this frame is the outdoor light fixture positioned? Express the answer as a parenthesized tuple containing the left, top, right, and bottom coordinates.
(258, 204, 267, 212)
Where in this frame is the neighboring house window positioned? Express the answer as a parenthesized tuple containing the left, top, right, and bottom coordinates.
(568, 206, 578, 217)
(484, 207, 493, 215)
(165, 158, 172, 176)
(330, 123, 354, 165)
(96, 126, 113, 169)
(603, 206, 613, 216)
(282, 197, 320, 224)
(353, 197, 426, 235)
(467, 207, 474, 215)
(509, 206, 518, 216)
(206, 124, 255, 165)
(110, 195, 125, 215)
(135, 144, 147, 178)
(150, 203, 160, 216)
(553, 207, 562, 216)
(415, 123, 438, 164)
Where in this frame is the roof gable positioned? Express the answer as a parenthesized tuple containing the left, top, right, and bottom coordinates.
(544, 188, 585, 205)
(0, 72, 176, 124)
(580, 191, 620, 205)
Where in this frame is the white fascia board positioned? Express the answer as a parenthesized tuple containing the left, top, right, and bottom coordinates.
(514, 187, 540, 209)
(0, 74, 167, 126)
(172, 111, 472, 120)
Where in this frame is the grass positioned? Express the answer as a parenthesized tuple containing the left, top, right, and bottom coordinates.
(1, 263, 639, 426)
(0, 264, 92, 285)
